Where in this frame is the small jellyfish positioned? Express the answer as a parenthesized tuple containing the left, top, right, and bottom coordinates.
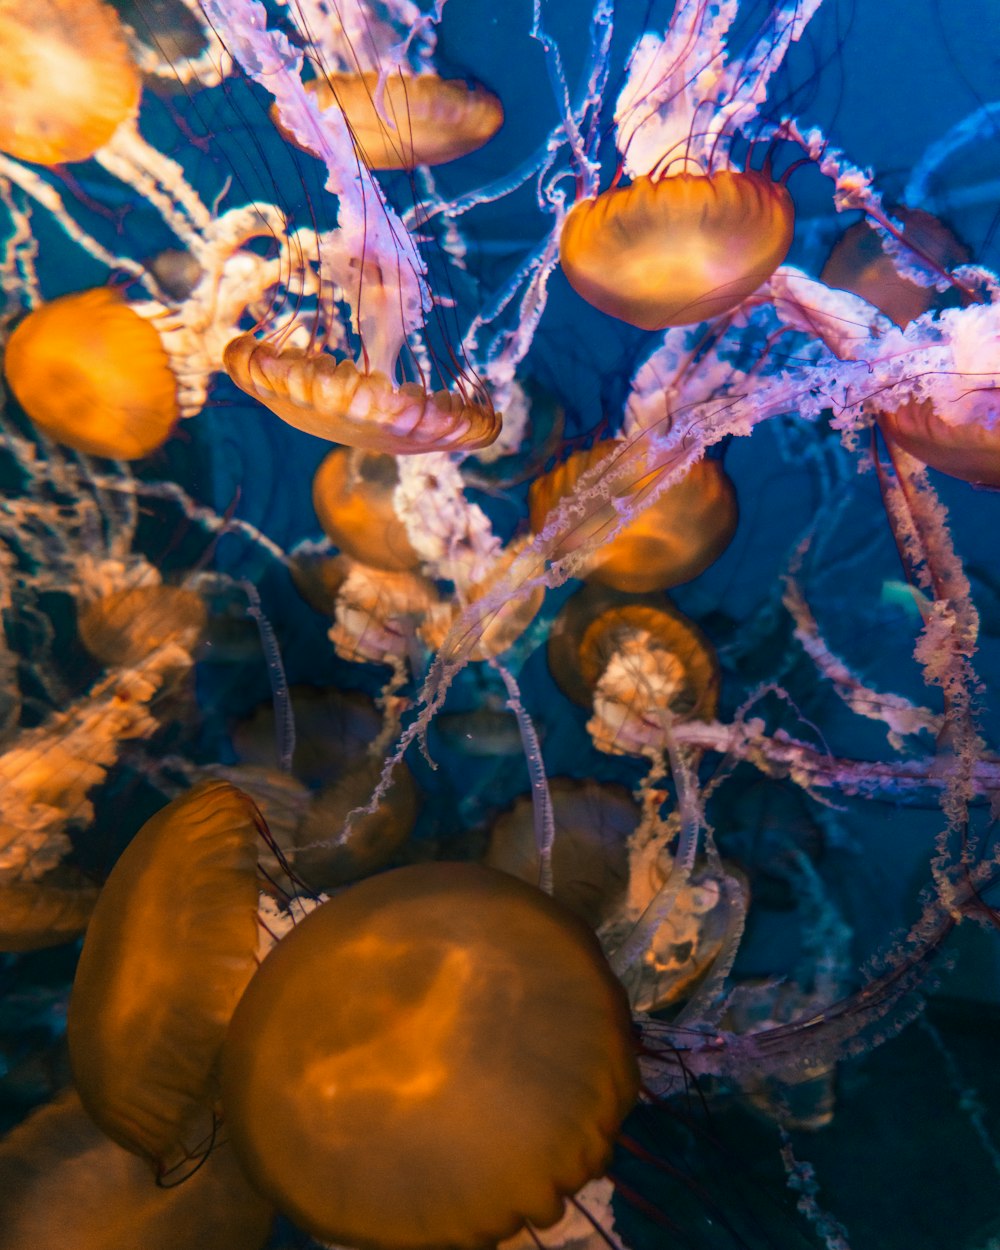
(559, 170, 794, 329)
(821, 209, 969, 330)
(0, 0, 140, 166)
(77, 584, 207, 669)
(549, 588, 718, 758)
(485, 778, 637, 928)
(0, 879, 99, 952)
(4, 288, 179, 460)
(292, 756, 419, 891)
(312, 448, 420, 573)
(280, 70, 503, 170)
(0, 1089, 272, 1250)
(67, 781, 261, 1169)
(529, 440, 737, 593)
(221, 862, 638, 1250)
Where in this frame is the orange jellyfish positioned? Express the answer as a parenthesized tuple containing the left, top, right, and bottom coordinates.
(0, 0, 140, 166)
(223, 261, 500, 456)
(485, 778, 637, 928)
(67, 781, 261, 1169)
(312, 447, 420, 572)
(549, 587, 719, 757)
(221, 862, 638, 1250)
(292, 757, 419, 890)
(821, 208, 969, 330)
(3, 288, 179, 460)
(529, 440, 737, 593)
(280, 70, 503, 170)
(0, 1089, 273, 1250)
(77, 583, 207, 669)
(0, 879, 99, 952)
(559, 169, 794, 329)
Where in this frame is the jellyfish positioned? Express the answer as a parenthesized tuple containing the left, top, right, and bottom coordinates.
(0, 879, 100, 952)
(312, 448, 420, 573)
(220, 862, 638, 1250)
(67, 780, 261, 1169)
(560, 169, 795, 330)
(77, 582, 207, 669)
(529, 440, 738, 593)
(0, 0, 140, 167)
(554, 0, 817, 330)
(3, 288, 179, 459)
(485, 778, 637, 927)
(0, 1088, 273, 1250)
(279, 70, 503, 170)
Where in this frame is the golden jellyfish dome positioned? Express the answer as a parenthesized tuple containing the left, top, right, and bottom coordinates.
(224, 333, 500, 456)
(312, 448, 420, 573)
(559, 170, 794, 329)
(0, 0, 140, 165)
(4, 288, 178, 460)
(77, 584, 206, 669)
(0, 879, 99, 952)
(878, 397, 1000, 488)
(821, 209, 969, 329)
(221, 862, 638, 1250)
(292, 756, 419, 891)
(0, 1089, 273, 1250)
(529, 440, 738, 593)
(485, 778, 637, 928)
(286, 70, 503, 170)
(67, 781, 261, 1168)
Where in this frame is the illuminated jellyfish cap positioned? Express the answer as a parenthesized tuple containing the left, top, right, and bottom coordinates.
(0, 0, 140, 165)
(3, 288, 179, 460)
(283, 70, 504, 170)
(560, 169, 794, 330)
(221, 862, 638, 1250)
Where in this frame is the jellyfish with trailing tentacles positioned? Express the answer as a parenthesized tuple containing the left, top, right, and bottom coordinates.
(4, 0, 1000, 1247)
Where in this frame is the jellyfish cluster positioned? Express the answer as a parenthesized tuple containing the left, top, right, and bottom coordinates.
(1, 0, 1000, 1248)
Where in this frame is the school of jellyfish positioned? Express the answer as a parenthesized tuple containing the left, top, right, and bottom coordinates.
(1, 0, 1000, 1247)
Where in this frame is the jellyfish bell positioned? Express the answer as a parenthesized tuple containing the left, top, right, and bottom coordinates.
(821, 208, 970, 330)
(223, 246, 500, 456)
(485, 778, 637, 928)
(77, 583, 207, 670)
(0, 879, 99, 952)
(312, 447, 420, 573)
(878, 396, 1000, 488)
(0, 0, 140, 166)
(0, 1088, 272, 1250)
(67, 780, 262, 1169)
(279, 70, 504, 170)
(221, 862, 638, 1250)
(559, 169, 794, 330)
(529, 439, 738, 593)
(3, 288, 179, 460)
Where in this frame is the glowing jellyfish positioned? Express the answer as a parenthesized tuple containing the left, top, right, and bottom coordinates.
(0, 0, 140, 166)
(3, 288, 179, 459)
(224, 324, 499, 456)
(559, 170, 794, 329)
(878, 397, 1000, 488)
(821, 209, 969, 329)
(67, 781, 261, 1168)
(0, 880, 99, 952)
(0, 1089, 272, 1250)
(549, 589, 719, 757)
(312, 448, 420, 572)
(77, 584, 206, 669)
(529, 440, 737, 592)
(221, 862, 638, 1250)
(282, 71, 503, 169)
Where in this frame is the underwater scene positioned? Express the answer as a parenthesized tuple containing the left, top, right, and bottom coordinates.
(1, 0, 1000, 1247)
